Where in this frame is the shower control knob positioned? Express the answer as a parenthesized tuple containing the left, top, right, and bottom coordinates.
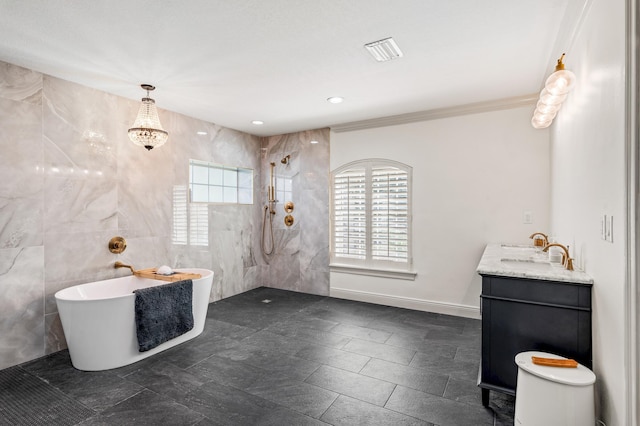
(108, 236, 127, 254)
(284, 201, 294, 213)
(284, 215, 294, 227)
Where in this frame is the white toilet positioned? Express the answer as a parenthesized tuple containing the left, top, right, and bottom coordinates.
(514, 351, 596, 425)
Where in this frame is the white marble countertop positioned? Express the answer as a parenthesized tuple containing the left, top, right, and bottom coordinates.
(476, 243, 594, 285)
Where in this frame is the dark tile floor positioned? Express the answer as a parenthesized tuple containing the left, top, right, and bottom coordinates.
(1, 287, 514, 425)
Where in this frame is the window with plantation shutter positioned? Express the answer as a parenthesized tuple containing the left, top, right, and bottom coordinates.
(331, 159, 412, 272)
(172, 184, 209, 247)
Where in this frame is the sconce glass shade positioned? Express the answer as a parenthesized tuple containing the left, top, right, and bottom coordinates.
(538, 88, 567, 106)
(544, 69, 576, 95)
(128, 85, 168, 151)
(533, 109, 557, 121)
(535, 100, 562, 115)
(531, 54, 575, 129)
(531, 116, 552, 129)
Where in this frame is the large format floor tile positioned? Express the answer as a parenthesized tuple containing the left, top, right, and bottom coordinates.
(1, 287, 513, 425)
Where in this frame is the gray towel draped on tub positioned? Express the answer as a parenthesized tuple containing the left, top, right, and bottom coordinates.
(133, 279, 194, 352)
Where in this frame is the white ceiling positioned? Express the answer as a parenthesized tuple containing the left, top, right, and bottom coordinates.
(0, 0, 578, 136)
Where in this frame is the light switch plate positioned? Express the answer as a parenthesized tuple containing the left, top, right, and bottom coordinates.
(523, 210, 533, 224)
(606, 215, 613, 242)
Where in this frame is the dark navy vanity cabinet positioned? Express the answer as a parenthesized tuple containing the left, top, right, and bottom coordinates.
(478, 274, 593, 406)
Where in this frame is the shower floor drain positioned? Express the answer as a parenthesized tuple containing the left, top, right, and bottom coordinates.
(261, 299, 272, 303)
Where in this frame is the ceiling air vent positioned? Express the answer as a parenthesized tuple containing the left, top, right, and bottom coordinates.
(364, 37, 403, 62)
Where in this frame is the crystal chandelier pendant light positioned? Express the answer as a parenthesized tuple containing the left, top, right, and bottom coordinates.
(127, 84, 168, 150)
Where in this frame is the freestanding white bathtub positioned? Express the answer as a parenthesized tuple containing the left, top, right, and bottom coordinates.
(55, 269, 213, 371)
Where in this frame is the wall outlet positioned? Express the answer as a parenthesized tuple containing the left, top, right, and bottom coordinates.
(523, 210, 533, 224)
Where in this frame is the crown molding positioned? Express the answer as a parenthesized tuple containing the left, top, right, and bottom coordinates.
(330, 94, 539, 133)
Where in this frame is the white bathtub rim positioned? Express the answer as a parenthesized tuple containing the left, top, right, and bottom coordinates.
(55, 268, 213, 302)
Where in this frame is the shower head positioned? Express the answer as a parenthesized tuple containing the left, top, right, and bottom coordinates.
(281, 155, 290, 165)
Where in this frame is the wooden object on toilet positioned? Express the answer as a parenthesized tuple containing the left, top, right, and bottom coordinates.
(531, 356, 578, 368)
(134, 268, 201, 282)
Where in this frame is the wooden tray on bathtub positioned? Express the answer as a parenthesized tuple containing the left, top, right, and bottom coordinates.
(134, 268, 202, 282)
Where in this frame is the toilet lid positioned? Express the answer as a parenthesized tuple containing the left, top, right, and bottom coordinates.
(515, 351, 596, 386)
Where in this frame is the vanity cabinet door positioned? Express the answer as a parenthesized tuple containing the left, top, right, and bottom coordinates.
(479, 275, 592, 402)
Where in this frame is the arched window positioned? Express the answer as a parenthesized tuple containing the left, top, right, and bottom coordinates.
(331, 159, 412, 271)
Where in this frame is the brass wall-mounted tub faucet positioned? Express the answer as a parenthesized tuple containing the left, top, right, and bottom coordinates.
(114, 261, 137, 274)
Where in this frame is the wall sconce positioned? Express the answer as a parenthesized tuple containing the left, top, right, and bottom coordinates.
(127, 84, 169, 150)
(531, 54, 576, 129)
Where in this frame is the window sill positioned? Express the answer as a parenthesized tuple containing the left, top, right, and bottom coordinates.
(329, 264, 417, 281)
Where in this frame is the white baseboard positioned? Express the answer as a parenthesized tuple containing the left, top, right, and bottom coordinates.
(329, 287, 481, 319)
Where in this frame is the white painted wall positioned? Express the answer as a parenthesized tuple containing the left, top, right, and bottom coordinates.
(330, 105, 550, 318)
(549, 0, 627, 423)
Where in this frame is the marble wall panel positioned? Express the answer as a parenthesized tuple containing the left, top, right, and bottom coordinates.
(212, 127, 262, 169)
(299, 129, 330, 193)
(116, 236, 172, 272)
(44, 176, 117, 234)
(268, 253, 302, 291)
(301, 268, 330, 296)
(43, 230, 122, 314)
(243, 265, 260, 294)
(241, 226, 258, 270)
(0, 246, 45, 369)
(171, 246, 214, 272)
(209, 229, 245, 299)
(45, 312, 66, 355)
(166, 114, 223, 165)
(0, 97, 44, 249)
(0, 61, 42, 104)
(299, 188, 330, 271)
(42, 76, 120, 179)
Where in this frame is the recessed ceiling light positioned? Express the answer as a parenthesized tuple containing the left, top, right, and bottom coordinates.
(252, 120, 264, 125)
(196, 131, 207, 135)
(364, 37, 403, 62)
(310, 140, 319, 144)
(327, 97, 344, 104)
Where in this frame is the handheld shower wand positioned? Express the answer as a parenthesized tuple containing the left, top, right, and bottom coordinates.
(262, 162, 277, 255)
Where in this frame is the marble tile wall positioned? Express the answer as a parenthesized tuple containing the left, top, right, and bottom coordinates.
(0, 60, 329, 370)
(261, 130, 330, 296)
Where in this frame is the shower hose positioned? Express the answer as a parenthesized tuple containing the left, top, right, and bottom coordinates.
(262, 205, 274, 255)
